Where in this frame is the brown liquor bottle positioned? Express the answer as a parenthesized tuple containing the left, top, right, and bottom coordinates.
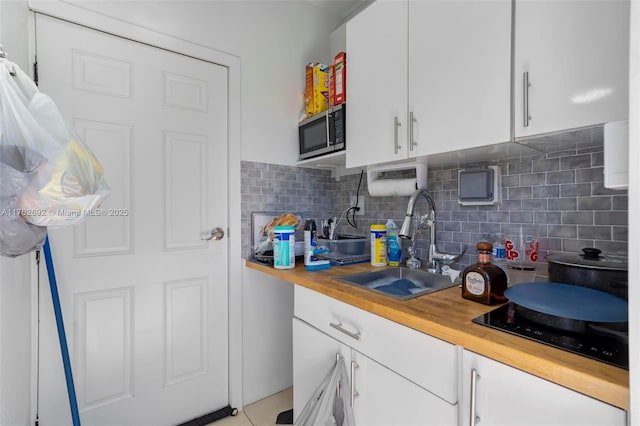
(462, 242, 508, 305)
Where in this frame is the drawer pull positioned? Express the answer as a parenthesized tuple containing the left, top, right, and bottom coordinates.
(470, 368, 481, 426)
(330, 321, 361, 341)
(350, 360, 360, 407)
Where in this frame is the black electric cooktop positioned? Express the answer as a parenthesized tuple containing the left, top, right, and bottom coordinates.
(473, 303, 629, 370)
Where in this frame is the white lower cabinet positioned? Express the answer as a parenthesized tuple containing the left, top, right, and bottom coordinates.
(293, 318, 457, 426)
(293, 286, 457, 425)
(460, 349, 626, 426)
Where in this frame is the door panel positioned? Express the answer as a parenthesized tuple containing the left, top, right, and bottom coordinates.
(36, 13, 229, 426)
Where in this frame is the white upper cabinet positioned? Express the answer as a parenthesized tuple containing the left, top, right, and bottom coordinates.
(408, 0, 511, 156)
(514, 0, 630, 138)
(346, 0, 408, 168)
(346, 0, 511, 168)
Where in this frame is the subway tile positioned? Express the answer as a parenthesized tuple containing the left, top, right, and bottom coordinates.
(560, 154, 592, 170)
(532, 185, 560, 199)
(562, 211, 593, 225)
(612, 195, 628, 211)
(451, 211, 469, 221)
(546, 170, 575, 184)
(442, 179, 458, 191)
(510, 211, 534, 223)
(595, 240, 628, 255)
(535, 211, 561, 224)
(241, 131, 626, 261)
(591, 152, 604, 167)
(521, 224, 548, 238)
(521, 173, 546, 186)
(540, 237, 562, 251)
(500, 199, 522, 211)
(548, 198, 577, 211)
(502, 175, 520, 187)
(532, 158, 560, 173)
(578, 226, 611, 240)
(612, 226, 628, 242)
(575, 167, 604, 183)
(479, 222, 501, 235)
(509, 161, 532, 175)
(468, 211, 488, 222)
(523, 199, 547, 211)
(577, 196, 612, 211)
(560, 183, 591, 197)
(595, 211, 628, 225)
(488, 211, 510, 223)
(508, 187, 533, 200)
(444, 222, 461, 232)
(462, 222, 480, 233)
(547, 225, 578, 238)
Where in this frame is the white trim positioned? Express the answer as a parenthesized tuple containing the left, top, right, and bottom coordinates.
(28, 0, 244, 410)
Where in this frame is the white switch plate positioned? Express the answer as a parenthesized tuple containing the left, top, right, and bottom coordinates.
(351, 195, 365, 215)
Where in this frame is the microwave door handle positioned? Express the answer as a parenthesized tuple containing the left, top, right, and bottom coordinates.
(326, 109, 333, 146)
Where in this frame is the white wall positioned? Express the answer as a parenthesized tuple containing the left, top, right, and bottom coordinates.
(628, 1, 639, 423)
(241, 267, 294, 404)
(59, 0, 341, 166)
(0, 1, 35, 425)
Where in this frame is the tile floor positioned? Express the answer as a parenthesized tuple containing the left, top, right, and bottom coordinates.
(208, 388, 293, 426)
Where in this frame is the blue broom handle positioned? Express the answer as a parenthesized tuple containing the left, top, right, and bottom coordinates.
(43, 236, 81, 426)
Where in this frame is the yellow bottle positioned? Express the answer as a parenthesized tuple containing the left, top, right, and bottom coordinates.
(370, 224, 387, 266)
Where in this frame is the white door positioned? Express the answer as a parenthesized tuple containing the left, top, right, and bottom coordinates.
(36, 14, 229, 426)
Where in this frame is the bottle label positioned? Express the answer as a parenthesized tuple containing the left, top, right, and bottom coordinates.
(465, 271, 485, 296)
(494, 247, 506, 259)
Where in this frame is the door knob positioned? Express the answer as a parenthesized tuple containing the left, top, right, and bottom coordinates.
(201, 227, 225, 241)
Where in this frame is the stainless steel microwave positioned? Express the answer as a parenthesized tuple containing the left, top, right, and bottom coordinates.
(298, 104, 345, 160)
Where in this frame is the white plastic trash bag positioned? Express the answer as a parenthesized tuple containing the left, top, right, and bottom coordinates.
(0, 145, 47, 256)
(0, 56, 109, 231)
(295, 356, 355, 426)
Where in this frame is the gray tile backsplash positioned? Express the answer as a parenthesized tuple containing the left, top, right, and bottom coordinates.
(241, 161, 333, 259)
(241, 126, 628, 277)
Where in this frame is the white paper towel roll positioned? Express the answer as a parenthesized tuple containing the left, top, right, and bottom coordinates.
(367, 178, 417, 197)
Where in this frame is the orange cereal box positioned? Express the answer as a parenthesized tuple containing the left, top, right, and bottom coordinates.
(334, 52, 346, 105)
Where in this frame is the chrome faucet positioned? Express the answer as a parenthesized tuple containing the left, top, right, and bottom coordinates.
(399, 188, 465, 272)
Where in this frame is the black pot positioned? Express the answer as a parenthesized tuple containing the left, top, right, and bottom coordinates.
(545, 248, 628, 301)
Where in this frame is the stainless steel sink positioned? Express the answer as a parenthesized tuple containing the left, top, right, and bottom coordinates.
(335, 267, 459, 301)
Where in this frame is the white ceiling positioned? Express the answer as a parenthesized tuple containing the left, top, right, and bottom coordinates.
(305, 0, 370, 20)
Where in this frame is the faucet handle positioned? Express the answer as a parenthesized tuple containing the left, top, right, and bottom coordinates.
(431, 246, 467, 266)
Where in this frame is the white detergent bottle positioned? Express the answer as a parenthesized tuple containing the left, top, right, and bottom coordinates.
(386, 219, 402, 267)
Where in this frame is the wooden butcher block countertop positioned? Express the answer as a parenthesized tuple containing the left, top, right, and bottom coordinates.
(246, 260, 629, 410)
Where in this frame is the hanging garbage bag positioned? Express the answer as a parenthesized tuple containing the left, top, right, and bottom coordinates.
(295, 355, 355, 426)
(0, 145, 47, 256)
(0, 55, 109, 230)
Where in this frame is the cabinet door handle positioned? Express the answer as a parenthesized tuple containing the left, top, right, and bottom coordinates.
(350, 360, 359, 407)
(523, 71, 532, 127)
(393, 116, 402, 154)
(329, 321, 361, 341)
(409, 111, 417, 151)
(470, 368, 481, 426)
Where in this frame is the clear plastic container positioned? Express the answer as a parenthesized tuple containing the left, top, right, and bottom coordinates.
(273, 226, 295, 269)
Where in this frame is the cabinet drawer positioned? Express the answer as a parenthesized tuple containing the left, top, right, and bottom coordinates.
(294, 286, 458, 404)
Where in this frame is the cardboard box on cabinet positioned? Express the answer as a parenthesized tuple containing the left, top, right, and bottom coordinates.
(304, 63, 330, 117)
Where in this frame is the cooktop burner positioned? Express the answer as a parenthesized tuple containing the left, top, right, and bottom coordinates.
(473, 303, 628, 370)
